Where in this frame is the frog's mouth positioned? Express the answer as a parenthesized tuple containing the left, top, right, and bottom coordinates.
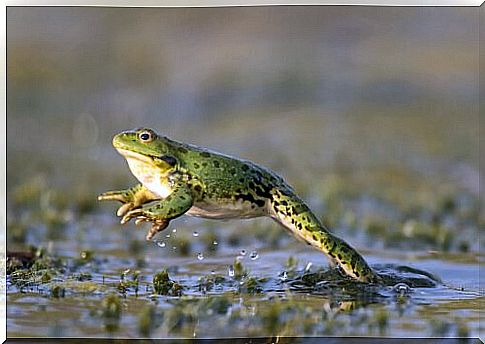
(116, 148, 156, 164)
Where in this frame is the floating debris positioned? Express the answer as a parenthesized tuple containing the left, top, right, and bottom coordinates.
(393, 283, 411, 296)
(250, 250, 259, 260)
(192, 231, 199, 237)
(197, 252, 204, 261)
(228, 265, 235, 277)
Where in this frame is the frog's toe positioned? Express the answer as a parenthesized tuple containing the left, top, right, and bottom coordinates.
(117, 203, 135, 217)
(135, 217, 147, 225)
(121, 209, 144, 224)
(98, 191, 127, 203)
(145, 220, 169, 240)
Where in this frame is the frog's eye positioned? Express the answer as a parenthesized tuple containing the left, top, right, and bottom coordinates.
(138, 131, 154, 143)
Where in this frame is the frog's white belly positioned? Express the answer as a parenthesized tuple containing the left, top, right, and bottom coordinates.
(187, 199, 267, 219)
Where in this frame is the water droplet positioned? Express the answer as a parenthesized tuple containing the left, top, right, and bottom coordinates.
(156, 241, 166, 248)
(211, 270, 216, 275)
(304, 262, 313, 272)
(228, 265, 235, 277)
(165, 234, 171, 238)
(213, 240, 218, 245)
(250, 250, 259, 260)
(172, 228, 177, 233)
(240, 249, 247, 256)
(280, 271, 288, 281)
(393, 283, 411, 296)
(197, 252, 204, 261)
(172, 246, 177, 250)
(192, 231, 199, 237)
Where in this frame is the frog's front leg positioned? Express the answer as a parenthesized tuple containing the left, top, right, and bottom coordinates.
(98, 184, 159, 217)
(121, 183, 193, 240)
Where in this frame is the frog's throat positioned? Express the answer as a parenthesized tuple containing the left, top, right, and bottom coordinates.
(116, 148, 172, 198)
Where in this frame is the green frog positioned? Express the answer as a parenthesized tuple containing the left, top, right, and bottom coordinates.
(98, 128, 378, 283)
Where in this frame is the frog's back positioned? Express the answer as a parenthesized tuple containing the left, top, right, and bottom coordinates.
(170, 140, 292, 219)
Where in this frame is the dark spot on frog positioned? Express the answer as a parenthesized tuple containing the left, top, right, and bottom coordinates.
(200, 152, 210, 158)
(236, 192, 265, 208)
(160, 155, 177, 166)
(178, 147, 188, 154)
(194, 185, 202, 193)
(239, 178, 244, 183)
(193, 162, 200, 169)
(255, 199, 265, 207)
(202, 162, 208, 167)
(213, 160, 220, 168)
(241, 164, 249, 171)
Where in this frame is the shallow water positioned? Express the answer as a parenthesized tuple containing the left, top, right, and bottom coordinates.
(6, 211, 483, 339)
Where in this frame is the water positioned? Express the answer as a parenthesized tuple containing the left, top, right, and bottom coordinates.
(6, 191, 482, 340)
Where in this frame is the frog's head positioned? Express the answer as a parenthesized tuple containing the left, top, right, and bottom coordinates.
(113, 128, 177, 174)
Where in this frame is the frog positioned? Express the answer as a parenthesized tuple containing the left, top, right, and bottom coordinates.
(98, 128, 379, 283)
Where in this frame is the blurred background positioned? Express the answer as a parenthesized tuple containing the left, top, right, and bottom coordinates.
(6, 7, 482, 338)
(7, 7, 478, 191)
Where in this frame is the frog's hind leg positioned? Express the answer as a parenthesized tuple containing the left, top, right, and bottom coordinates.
(269, 189, 379, 283)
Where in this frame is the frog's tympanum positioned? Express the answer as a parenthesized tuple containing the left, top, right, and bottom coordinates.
(99, 128, 378, 283)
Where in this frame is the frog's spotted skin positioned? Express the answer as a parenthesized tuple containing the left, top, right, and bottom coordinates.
(98, 128, 379, 283)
